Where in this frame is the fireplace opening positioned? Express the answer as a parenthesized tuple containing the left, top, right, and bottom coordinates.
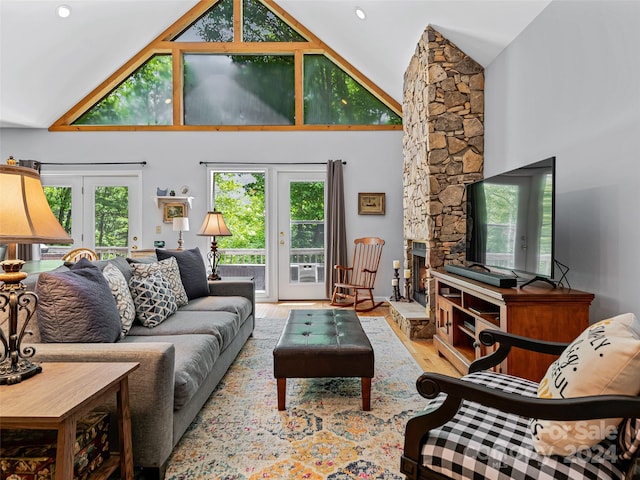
(411, 242, 427, 306)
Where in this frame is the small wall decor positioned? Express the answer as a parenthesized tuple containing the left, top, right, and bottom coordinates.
(163, 202, 186, 223)
(358, 192, 385, 215)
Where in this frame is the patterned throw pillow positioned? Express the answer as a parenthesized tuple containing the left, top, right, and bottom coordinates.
(530, 313, 640, 455)
(102, 262, 136, 338)
(129, 272, 177, 327)
(130, 257, 188, 307)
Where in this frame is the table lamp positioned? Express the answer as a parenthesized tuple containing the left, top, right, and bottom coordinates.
(196, 211, 232, 280)
(172, 217, 189, 251)
(0, 161, 73, 384)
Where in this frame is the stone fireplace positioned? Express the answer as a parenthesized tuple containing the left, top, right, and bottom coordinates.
(390, 26, 484, 338)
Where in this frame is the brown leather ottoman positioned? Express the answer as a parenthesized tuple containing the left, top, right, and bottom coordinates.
(273, 309, 375, 410)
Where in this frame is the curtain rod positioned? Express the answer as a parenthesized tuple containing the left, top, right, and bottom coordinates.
(39, 161, 147, 166)
(199, 161, 346, 166)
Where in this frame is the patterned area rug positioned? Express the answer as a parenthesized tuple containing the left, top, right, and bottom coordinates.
(164, 316, 425, 479)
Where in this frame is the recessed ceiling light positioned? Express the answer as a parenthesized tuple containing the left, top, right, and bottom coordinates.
(355, 7, 366, 20)
(56, 5, 71, 18)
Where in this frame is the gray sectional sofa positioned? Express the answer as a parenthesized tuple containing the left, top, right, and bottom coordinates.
(23, 250, 255, 479)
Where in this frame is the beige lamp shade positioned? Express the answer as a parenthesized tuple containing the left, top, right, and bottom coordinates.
(0, 165, 72, 244)
(197, 211, 232, 237)
(172, 217, 190, 232)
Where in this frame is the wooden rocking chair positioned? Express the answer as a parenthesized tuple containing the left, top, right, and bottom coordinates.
(330, 237, 385, 312)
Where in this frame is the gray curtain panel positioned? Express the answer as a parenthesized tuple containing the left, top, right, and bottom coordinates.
(18, 243, 33, 261)
(325, 159, 347, 297)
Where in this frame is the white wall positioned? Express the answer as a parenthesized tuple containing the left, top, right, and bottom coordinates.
(485, 0, 640, 320)
(0, 129, 404, 299)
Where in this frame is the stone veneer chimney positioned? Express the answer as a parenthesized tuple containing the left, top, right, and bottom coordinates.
(402, 26, 485, 320)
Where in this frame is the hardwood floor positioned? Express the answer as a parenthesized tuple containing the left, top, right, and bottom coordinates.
(255, 300, 461, 377)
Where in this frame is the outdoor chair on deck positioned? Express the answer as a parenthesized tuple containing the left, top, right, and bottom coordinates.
(61, 247, 99, 262)
(401, 314, 640, 480)
(330, 236, 384, 312)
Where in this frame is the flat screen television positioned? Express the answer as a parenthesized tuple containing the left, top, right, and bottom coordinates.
(465, 157, 556, 280)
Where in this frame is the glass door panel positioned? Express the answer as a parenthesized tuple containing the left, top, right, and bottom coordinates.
(211, 171, 267, 293)
(41, 176, 82, 259)
(84, 177, 141, 258)
(42, 175, 141, 259)
(277, 172, 325, 299)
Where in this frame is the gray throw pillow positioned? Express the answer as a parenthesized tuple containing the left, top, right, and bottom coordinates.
(156, 247, 209, 300)
(36, 258, 121, 343)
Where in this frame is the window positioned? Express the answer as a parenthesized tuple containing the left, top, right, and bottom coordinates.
(304, 55, 401, 125)
(175, 0, 234, 42)
(242, 0, 306, 42)
(53, 0, 401, 131)
(75, 55, 173, 126)
(183, 54, 295, 125)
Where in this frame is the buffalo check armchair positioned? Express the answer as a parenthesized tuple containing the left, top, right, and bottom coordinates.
(401, 315, 640, 480)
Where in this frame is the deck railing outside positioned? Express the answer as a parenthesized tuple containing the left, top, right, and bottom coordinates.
(39, 246, 326, 292)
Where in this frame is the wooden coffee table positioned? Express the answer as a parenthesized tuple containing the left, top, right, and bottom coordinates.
(0, 362, 139, 480)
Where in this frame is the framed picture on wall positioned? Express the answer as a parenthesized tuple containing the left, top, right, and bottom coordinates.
(163, 203, 187, 223)
(358, 192, 385, 215)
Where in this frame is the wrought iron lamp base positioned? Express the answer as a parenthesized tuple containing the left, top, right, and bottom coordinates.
(0, 259, 42, 385)
(0, 359, 42, 385)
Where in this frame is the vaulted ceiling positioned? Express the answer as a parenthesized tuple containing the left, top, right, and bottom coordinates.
(0, 0, 550, 129)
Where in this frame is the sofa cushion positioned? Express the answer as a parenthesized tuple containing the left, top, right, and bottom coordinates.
(130, 257, 188, 307)
(127, 310, 241, 350)
(129, 272, 178, 328)
(102, 263, 136, 338)
(531, 312, 640, 455)
(179, 295, 252, 323)
(156, 247, 209, 300)
(36, 259, 121, 343)
(120, 334, 221, 410)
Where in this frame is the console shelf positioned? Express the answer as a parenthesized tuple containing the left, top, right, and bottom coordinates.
(432, 268, 594, 382)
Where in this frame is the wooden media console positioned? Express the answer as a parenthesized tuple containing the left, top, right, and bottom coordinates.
(432, 269, 594, 382)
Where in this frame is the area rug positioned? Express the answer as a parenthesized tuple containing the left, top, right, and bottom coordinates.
(164, 316, 426, 479)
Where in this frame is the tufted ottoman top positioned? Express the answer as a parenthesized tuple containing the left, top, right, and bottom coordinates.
(273, 309, 374, 379)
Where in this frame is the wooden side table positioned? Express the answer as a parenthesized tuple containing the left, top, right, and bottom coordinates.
(0, 362, 139, 480)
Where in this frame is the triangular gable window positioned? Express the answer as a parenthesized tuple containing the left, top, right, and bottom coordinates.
(55, 0, 401, 131)
(175, 0, 234, 42)
(242, 0, 306, 42)
(75, 55, 172, 126)
(304, 55, 400, 125)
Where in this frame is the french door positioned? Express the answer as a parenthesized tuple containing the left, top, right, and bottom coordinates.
(41, 173, 142, 258)
(277, 172, 326, 299)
